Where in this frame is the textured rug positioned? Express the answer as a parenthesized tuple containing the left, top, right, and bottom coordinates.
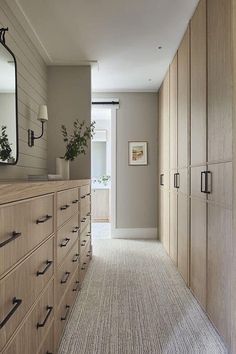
(58, 239, 228, 354)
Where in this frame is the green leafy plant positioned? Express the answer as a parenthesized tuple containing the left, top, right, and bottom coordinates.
(97, 175, 111, 186)
(61, 120, 95, 161)
(0, 125, 12, 162)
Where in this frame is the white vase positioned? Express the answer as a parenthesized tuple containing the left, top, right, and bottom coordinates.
(56, 158, 70, 180)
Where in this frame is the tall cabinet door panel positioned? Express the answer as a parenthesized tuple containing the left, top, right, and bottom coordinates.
(207, 204, 232, 346)
(190, 0, 207, 166)
(169, 54, 178, 170)
(163, 72, 170, 172)
(177, 193, 189, 284)
(190, 198, 207, 310)
(178, 27, 190, 169)
(159, 84, 164, 172)
(169, 192, 178, 266)
(207, 0, 232, 163)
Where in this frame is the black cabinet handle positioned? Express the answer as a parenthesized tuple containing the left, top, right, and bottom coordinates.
(81, 195, 86, 199)
(72, 226, 80, 233)
(37, 305, 53, 329)
(72, 199, 79, 204)
(86, 212, 91, 217)
(61, 305, 70, 321)
(201, 171, 212, 194)
(73, 281, 80, 292)
(0, 231, 22, 248)
(86, 193, 91, 196)
(176, 173, 180, 189)
(37, 260, 53, 276)
(174, 173, 177, 188)
(36, 215, 52, 224)
(72, 254, 79, 263)
(81, 241, 86, 246)
(60, 237, 70, 247)
(61, 271, 70, 284)
(160, 174, 164, 186)
(81, 218, 86, 223)
(60, 204, 70, 211)
(0, 297, 22, 329)
(201, 171, 205, 193)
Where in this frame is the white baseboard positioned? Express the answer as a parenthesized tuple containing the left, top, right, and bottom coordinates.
(111, 228, 157, 239)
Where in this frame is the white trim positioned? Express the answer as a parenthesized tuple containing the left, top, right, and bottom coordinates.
(112, 228, 158, 240)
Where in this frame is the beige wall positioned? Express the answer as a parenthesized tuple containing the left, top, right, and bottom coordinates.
(0, 0, 47, 179)
(47, 66, 91, 179)
(93, 92, 158, 229)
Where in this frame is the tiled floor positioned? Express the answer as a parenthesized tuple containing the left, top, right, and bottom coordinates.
(92, 222, 111, 239)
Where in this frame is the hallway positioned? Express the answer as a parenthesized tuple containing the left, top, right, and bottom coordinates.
(58, 239, 227, 354)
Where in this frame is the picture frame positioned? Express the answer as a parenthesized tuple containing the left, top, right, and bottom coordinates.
(128, 141, 148, 166)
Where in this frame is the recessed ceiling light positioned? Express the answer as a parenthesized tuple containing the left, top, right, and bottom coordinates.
(148, 78, 152, 82)
(157, 46, 162, 50)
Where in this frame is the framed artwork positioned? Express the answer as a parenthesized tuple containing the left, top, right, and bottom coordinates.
(128, 141, 148, 166)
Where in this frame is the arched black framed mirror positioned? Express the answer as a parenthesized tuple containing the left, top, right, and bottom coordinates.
(0, 28, 18, 165)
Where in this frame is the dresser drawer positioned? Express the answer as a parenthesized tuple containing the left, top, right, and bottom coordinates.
(0, 194, 54, 277)
(0, 237, 54, 351)
(37, 320, 54, 354)
(80, 224, 91, 258)
(57, 188, 79, 228)
(80, 185, 91, 220)
(79, 242, 91, 284)
(56, 242, 79, 305)
(3, 281, 54, 354)
(55, 270, 79, 351)
(80, 213, 91, 234)
(80, 185, 91, 199)
(57, 214, 80, 267)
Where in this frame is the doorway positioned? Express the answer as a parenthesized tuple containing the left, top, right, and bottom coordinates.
(91, 106, 115, 239)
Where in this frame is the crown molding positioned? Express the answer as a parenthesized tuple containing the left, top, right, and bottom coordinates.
(7, 0, 53, 64)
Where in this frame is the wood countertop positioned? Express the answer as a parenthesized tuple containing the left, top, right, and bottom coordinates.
(0, 179, 90, 205)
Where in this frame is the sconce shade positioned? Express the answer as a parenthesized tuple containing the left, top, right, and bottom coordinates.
(37, 105, 48, 122)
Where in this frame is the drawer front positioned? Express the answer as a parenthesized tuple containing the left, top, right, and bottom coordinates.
(0, 194, 54, 277)
(56, 242, 79, 305)
(3, 281, 54, 354)
(38, 321, 54, 354)
(80, 185, 91, 220)
(80, 224, 91, 258)
(57, 214, 80, 267)
(80, 213, 91, 234)
(57, 188, 79, 228)
(79, 242, 91, 284)
(0, 237, 54, 351)
(55, 270, 79, 351)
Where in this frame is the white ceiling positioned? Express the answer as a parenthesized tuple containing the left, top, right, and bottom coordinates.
(9, 0, 198, 92)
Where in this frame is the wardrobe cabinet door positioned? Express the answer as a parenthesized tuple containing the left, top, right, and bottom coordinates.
(159, 84, 164, 173)
(177, 193, 189, 284)
(160, 189, 170, 255)
(163, 71, 170, 172)
(207, 204, 232, 346)
(190, 198, 207, 310)
(169, 54, 178, 170)
(207, 0, 232, 163)
(169, 192, 178, 266)
(178, 27, 190, 169)
(190, 0, 207, 166)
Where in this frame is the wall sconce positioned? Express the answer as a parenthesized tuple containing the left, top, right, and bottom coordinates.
(28, 105, 48, 147)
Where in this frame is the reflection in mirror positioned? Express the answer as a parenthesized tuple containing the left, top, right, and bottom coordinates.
(0, 29, 18, 165)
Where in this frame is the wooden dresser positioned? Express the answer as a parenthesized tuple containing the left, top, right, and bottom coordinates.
(0, 180, 92, 354)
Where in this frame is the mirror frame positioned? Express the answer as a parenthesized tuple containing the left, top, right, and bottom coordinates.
(0, 29, 19, 165)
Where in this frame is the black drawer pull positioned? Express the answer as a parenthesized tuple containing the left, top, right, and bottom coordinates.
(72, 199, 79, 204)
(46, 352, 53, 354)
(86, 193, 91, 196)
(36, 215, 52, 224)
(81, 218, 86, 223)
(176, 173, 180, 189)
(60, 204, 70, 210)
(86, 212, 91, 217)
(60, 237, 70, 247)
(61, 305, 70, 321)
(0, 297, 22, 329)
(72, 226, 80, 233)
(73, 281, 80, 292)
(37, 260, 53, 276)
(201, 171, 205, 193)
(72, 253, 79, 262)
(0, 231, 22, 248)
(61, 271, 70, 284)
(37, 305, 53, 329)
(81, 195, 86, 199)
(160, 174, 164, 186)
(81, 242, 86, 247)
